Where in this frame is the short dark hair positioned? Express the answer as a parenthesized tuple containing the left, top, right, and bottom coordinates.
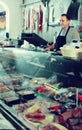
(61, 13, 71, 20)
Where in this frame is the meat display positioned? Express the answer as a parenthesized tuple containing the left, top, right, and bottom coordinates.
(0, 86, 9, 92)
(42, 124, 60, 130)
(0, 48, 82, 130)
(38, 123, 68, 130)
(25, 109, 45, 123)
(56, 108, 82, 130)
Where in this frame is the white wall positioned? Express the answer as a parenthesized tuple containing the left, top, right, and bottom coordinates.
(0, 0, 22, 39)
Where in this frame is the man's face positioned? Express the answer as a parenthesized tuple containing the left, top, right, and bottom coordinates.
(60, 16, 70, 29)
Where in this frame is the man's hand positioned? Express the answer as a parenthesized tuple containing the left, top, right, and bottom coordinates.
(44, 44, 55, 51)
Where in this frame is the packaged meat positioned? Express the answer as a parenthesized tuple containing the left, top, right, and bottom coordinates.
(17, 90, 36, 100)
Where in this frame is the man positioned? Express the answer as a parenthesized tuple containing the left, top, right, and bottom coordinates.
(45, 13, 80, 52)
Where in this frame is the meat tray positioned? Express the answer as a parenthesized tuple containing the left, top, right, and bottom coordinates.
(17, 90, 36, 100)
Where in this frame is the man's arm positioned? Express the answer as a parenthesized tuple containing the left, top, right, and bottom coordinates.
(66, 28, 80, 44)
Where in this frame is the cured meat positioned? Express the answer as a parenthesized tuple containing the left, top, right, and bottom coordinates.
(72, 108, 82, 117)
(0, 82, 4, 87)
(38, 5, 43, 32)
(0, 87, 9, 92)
(25, 109, 45, 123)
(24, 103, 54, 125)
(15, 103, 28, 113)
(43, 124, 59, 130)
(49, 5, 54, 23)
(56, 108, 82, 130)
(3, 96, 20, 106)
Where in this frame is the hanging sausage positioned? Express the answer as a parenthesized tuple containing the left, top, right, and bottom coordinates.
(38, 5, 43, 32)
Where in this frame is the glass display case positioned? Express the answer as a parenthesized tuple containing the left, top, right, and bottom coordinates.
(0, 47, 54, 78)
(0, 47, 82, 130)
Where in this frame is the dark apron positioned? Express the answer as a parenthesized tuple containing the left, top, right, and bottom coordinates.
(55, 26, 70, 51)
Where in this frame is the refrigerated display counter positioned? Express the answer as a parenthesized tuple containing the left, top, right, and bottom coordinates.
(0, 47, 82, 130)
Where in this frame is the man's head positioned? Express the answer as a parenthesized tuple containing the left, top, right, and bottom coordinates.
(60, 14, 70, 30)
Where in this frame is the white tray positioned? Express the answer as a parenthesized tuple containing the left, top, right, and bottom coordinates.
(60, 47, 82, 60)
